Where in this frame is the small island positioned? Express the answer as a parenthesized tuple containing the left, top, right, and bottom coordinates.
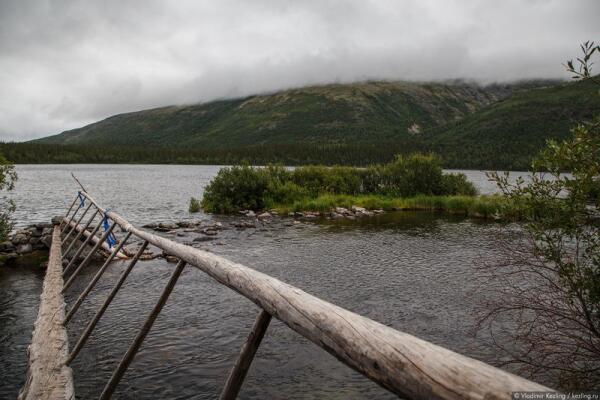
(197, 153, 519, 220)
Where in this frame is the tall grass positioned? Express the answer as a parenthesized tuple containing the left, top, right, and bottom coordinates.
(273, 194, 515, 220)
(189, 197, 201, 213)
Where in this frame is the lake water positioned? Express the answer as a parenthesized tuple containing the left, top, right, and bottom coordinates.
(0, 165, 536, 399)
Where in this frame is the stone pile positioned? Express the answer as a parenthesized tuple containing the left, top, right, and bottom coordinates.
(0, 223, 54, 259)
(329, 206, 384, 220)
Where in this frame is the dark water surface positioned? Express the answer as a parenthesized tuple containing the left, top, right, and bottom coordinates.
(1, 165, 525, 399)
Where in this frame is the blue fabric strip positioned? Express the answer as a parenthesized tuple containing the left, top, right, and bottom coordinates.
(102, 210, 117, 248)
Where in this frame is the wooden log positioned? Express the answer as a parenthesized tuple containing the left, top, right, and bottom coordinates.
(60, 195, 79, 234)
(81, 191, 553, 400)
(67, 241, 149, 365)
(18, 225, 75, 400)
(62, 221, 102, 277)
(62, 222, 117, 292)
(219, 309, 272, 400)
(62, 203, 92, 244)
(99, 260, 187, 400)
(62, 216, 127, 259)
(63, 209, 98, 254)
(65, 231, 133, 324)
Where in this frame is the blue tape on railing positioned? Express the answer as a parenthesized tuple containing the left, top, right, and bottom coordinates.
(77, 191, 85, 209)
(102, 210, 117, 248)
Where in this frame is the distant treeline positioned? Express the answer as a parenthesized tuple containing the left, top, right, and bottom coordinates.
(0, 142, 534, 170)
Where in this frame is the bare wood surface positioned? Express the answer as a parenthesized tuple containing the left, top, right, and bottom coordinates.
(220, 309, 272, 400)
(65, 231, 132, 323)
(61, 202, 93, 245)
(63, 209, 97, 253)
(62, 221, 102, 277)
(18, 226, 74, 400)
(62, 222, 116, 292)
(81, 191, 553, 400)
(61, 217, 127, 259)
(62, 203, 92, 245)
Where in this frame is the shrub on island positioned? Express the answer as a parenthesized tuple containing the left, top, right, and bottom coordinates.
(201, 153, 479, 214)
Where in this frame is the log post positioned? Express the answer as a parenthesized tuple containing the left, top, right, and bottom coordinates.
(62, 222, 102, 277)
(62, 203, 92, 245)
(67, 241, 149, 364)
(62, 216, 127, 259)
(60, 195, 80, 234)
(65, 231, 132, 323)
(62, 209, 99, 255)
(62, 221, 116, 292)
(219, 309, 272, 400)
(99, 260, 187, 400)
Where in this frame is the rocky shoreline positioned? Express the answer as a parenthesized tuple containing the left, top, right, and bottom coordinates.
(238, 205, 386, 220)
(0, 205, 386, 267)
(0, 223, 55, 266)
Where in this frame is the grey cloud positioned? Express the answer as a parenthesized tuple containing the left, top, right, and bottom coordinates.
(0, 0, 599, 140)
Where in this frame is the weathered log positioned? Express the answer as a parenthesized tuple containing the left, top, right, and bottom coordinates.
(81, 191, 553, 400)
(18, 225, 74, 400)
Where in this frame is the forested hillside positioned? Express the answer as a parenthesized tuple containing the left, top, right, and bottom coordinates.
(424, 78, 600, 169)
(4, 78, 597, 169)
(35, 81, 512, 147)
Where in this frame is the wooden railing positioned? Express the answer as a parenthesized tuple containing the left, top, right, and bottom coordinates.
(54, 187, 553, 399)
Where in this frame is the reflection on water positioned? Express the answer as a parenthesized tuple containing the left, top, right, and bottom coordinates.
(0, 265, 44, 396)
(0, 165, 527, 399)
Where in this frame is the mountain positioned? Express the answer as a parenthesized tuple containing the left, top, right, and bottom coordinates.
(425, 78, 600, 169)
(35, 81, 515, 147)
(18, 78, 599, 169)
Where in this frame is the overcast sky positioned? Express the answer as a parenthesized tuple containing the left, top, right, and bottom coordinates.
(0, 0, 598, 141)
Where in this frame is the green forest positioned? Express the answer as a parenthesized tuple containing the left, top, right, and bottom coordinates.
(0, 141, 536, 170)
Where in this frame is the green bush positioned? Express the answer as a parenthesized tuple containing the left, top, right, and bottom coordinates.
(265, 181, 308, 206)
(188, 197, 201, 213)
(201, 164, 270, 213)
(291, 165, 362, 195)
(201, 153, 479, 213)
(379, 153, 445, 197)
(440, 173, 478, 196)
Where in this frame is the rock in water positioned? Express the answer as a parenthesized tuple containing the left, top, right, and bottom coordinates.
(0, 241, 16, 252)
(351, 205, 367, 213)
(156, 222, 178, 231)
(193, 236, 215, 242)
(17, 243, 33, 255)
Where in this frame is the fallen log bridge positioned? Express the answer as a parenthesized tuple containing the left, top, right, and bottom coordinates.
(20, 185, 554, 399)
